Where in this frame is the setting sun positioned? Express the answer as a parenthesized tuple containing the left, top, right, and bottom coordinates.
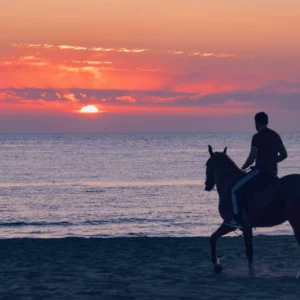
(80, 105, 99, 114)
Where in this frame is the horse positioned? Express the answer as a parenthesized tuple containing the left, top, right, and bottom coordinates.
(204, 145, 300, 277)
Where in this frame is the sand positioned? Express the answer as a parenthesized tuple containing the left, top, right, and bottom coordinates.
(1, 236, 300, 299)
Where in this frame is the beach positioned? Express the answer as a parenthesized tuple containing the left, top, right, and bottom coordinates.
(1, 236, 300, 299)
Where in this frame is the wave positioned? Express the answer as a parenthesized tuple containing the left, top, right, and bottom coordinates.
(0, 217, 195, 228)
(0, 221, 73, 227)
(82, 218, 176, 225)
(0, 179, 203, 189)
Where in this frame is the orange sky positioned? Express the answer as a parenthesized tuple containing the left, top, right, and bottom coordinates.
(0, 0, 300, 132)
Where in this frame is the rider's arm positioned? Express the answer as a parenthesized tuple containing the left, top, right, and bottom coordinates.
(241, 146, 258, 170)
(277, 143, 288, 163)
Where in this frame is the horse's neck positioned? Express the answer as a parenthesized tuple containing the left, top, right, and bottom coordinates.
(215, 165, 244, 196)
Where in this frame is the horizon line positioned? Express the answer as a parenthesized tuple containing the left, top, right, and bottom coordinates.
(1, 131, 299, 135)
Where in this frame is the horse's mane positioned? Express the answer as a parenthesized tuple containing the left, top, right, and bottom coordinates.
(213, 152, 241, 172)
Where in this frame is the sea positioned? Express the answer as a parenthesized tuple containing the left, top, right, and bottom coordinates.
(0, 132, 299, 238)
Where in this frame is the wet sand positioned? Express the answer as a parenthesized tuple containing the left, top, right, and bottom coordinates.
(1, 236, 300, 299)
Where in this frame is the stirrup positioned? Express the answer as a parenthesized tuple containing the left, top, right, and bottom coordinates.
(224, 218, 243, 229)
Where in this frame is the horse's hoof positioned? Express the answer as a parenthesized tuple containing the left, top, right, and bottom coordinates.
(248, 266, 256, 278)
(214, 264, 223, 274)
(248, 271, 256, 278)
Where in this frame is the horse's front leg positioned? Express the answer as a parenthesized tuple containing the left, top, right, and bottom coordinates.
(243, 227, 255, 277)
(210, 224, 235, 274)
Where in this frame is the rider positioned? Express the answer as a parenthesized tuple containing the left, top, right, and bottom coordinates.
(229, 112, 288, 228)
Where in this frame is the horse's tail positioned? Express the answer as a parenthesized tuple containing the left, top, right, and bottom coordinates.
(284, 175, 300, 244)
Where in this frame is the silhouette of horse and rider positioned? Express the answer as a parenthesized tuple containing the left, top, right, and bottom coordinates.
(205, 112, 300, 276)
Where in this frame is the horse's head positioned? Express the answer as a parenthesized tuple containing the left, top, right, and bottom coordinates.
(205, 145, 227, 191)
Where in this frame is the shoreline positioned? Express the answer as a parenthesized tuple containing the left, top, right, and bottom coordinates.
(0, 233, 296, 239)
(0, 231, 295, 239)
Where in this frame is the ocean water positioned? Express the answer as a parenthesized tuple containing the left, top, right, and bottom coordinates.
(0, 132, 299, 238)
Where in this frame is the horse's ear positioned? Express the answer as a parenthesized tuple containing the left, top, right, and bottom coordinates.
(223, 147, 227, 154)
(208, 145, 214, 157)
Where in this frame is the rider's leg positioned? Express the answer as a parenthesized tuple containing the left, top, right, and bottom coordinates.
(230, 169, 260, 227)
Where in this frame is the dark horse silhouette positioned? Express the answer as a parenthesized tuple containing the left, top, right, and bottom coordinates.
(205, 145, 300, 277)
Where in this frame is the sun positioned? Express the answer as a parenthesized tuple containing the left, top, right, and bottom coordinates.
(80, 105, 99, 114)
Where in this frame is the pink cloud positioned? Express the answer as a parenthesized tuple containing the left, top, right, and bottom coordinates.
(12, 43, 244, 60)
(13, 43, 148, 54)
(188, 52, 237, 58)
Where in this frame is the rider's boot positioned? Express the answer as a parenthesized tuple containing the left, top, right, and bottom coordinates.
(228, 213, 245, 229)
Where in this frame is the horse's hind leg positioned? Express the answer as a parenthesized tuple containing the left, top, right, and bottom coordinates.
(243, 227, 255, 277)
(210, 224, 235, 273)
(288, 209, 300, 244)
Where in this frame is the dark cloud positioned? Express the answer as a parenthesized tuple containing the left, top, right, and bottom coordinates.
(257, 80, 300, 93)
(194, 90, 300, 109)
(1, 87, 300, 110)
(0, 88, 197, 105)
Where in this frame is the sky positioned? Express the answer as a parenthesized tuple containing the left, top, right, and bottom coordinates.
(1, 0, 300, 133)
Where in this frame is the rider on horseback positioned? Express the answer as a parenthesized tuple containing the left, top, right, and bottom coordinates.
(229, 112, 288, 229)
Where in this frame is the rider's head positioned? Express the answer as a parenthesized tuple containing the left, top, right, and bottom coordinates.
(255, 112, 268, 132)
